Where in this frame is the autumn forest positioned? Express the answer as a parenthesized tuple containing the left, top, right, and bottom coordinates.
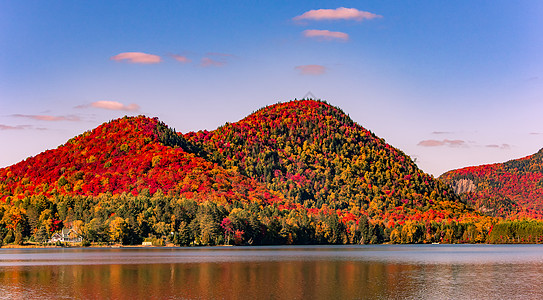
(1, 100, 542, 246)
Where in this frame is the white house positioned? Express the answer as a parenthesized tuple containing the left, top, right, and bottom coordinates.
(49, 228, 83, 243)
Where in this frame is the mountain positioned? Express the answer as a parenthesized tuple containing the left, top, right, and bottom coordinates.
(186, 100, 468, 220)
(440, 149, 543, 218)
(0, 116, 281, 204)
(1, 100, 490, 246)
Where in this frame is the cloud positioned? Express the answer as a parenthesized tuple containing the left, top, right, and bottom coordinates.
(432, 131, 453, 135)
(201, 57, 226, 67)
(0, 124, 32, 130)
(295, 65, 327, 75)
(206, 52, 235, 57)
(199, 53, 235, 67)
(530, 132, 543, 135)
(110, 52, 162, 64)
(171, 54, 191, 63)
(12, 114, 81, 122)
(486, 144, 511, 150)
(303, 29, 349, 41)
(417, 139, 467, 148)
(77, 101, 140, 111)
(293, 7, 382, 22)
(419, 139, 512, 150)
(92, 101, 140, 111)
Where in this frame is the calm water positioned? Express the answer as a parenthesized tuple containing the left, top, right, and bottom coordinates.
(1, 245, 543, 299)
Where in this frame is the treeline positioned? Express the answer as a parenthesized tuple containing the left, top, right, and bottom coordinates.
(488, 220, 543, 244)
(1, 193, 504, 247)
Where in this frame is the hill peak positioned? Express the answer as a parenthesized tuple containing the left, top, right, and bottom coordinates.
(245, 99, 352, 126)
(0, 114, 280, 203)
(64, 115, 196, 154)
(187, 99, 463, 216)
(66, 115, 158, 145)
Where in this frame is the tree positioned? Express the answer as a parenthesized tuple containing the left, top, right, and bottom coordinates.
(35, 226, 49, 244)
(173, 221, 193, 246)
(3, 230, 14, 245)
(109, 217, 130, 244)
(358, 215, 370, 244)
(84, 218, 108, 243)
(401, 221, 423, 244)
(390, 228, 401, 244)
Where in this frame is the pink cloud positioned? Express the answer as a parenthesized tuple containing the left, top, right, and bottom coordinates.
(12, 114, 81, 122)
(75, 101, 140, 111)
(293, 7, 382, 22)
(295, 65, 326, 75)
(486, 144, 511, 150)
(201, 57, 226, 67)
(303, 29, 349, 41)
(88, 101, 140, 111)
(171, 54, 191, 63)
(417, 139, 467, 148)
(0, 124, 32, 130)
(110, 52, 162, 64)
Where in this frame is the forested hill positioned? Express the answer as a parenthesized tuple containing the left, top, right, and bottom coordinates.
(186, 100, 470, 219)
(1, 100, 496, 247)
(0, 116, 282, 204)
(440, 149, 543, 218)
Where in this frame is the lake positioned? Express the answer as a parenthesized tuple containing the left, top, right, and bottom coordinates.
(1, 245, 543, 299)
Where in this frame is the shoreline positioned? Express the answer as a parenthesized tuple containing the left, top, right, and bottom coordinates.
(0, 243, 176, 249)
(2, 242, 541, 249)
(0, 242, 248, 249)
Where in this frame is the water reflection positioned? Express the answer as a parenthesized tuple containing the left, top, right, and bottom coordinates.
(1, 245, 543, 299)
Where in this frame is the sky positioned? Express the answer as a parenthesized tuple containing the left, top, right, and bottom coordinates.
(1, 1, 542, 176)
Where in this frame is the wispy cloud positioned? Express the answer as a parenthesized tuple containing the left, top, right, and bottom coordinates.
(76, 101, 140, 112)
(419, 139, 513, 150)
(295, 64, 327, 75)
(486, 144, 511, 150)
(0, 124, 32, 130)
(417, 139, 467, 148)
(201, 57, 226, 67)
(206, 52, 235, 57)
(432, 131, 453, 135)
(199, 52, 235, 67)
(171, 54, 191, 63)
(530, 132, 543, 135)
(293, 7, 382, 22)
(303, 29, 349, 41)
(12, 114, 81, 122)
(110, 52, 162, 64)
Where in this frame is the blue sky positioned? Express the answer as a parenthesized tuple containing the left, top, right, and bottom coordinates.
(1, 1, 542, 176)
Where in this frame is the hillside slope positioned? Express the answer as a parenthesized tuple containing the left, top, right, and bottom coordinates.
(440, 149, 543, 218)
(0, 116, 281, 204)
(0, 100, 492, 246)
(186, 100, 471, 221)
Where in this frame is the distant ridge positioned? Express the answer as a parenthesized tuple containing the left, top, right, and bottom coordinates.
(440, 148, 543, 218)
